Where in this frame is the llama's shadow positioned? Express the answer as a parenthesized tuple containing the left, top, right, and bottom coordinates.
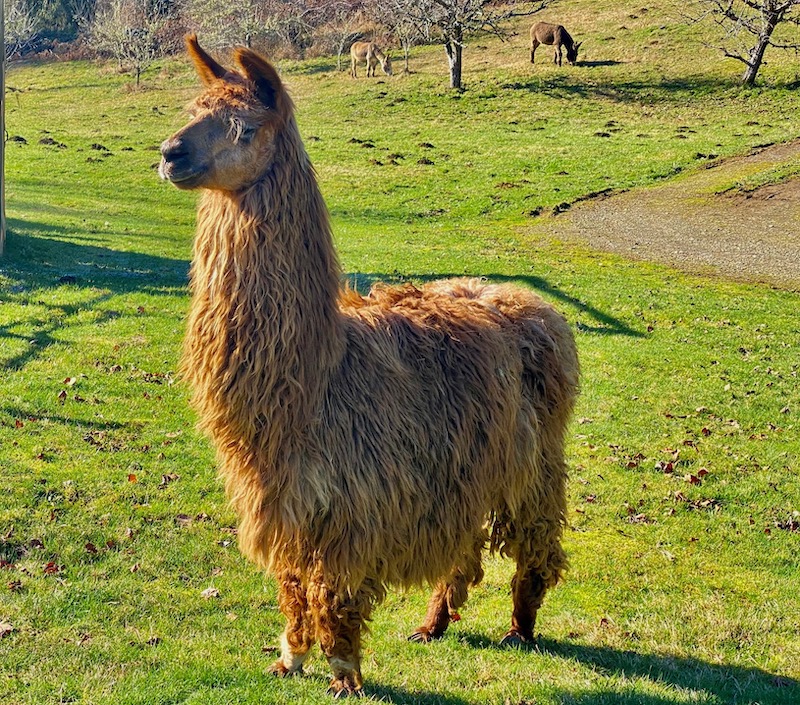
(347, 272, 643, 338)
(448, 631, 798, 704)
(364, 684, 473, 704)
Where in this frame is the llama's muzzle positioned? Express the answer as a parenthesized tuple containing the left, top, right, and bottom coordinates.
(159, 137, 202, 187)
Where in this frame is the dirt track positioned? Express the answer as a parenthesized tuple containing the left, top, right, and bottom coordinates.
(544, 139, 800, 290)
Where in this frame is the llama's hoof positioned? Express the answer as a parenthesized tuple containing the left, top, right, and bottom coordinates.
(268, 660, 301, 677)
(327, 675, 364, 698)
(408, 628, 435, 643)
(499, 630, 534, 649)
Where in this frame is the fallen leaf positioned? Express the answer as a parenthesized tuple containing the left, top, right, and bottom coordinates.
(201, 587, 220, 599)
(0, 622, 14, 638)
(63, 377, 78, 386)
(127, 474, 138, 483)
(84, 542, 98, 554)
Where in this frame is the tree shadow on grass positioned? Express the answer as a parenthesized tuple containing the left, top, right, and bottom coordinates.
(2, 220, 190, 294)
(454, 631, 798, 704)
(501, 73, 740, 104)
(347, 271, 643, 338)
(1, 224, 190, 371)
(578, 60, 626, 68)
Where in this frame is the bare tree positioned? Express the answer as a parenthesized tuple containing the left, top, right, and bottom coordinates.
(185, 0, 268, 49)
(693, 0, 800, 85)
(371, 2, 432, 73)
(319, 1, 364, 71)
(89, 0, 163, 86)
(3, 0, 44, 59)
(389, 0, 558, 89)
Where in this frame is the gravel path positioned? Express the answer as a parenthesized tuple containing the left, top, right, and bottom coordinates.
(546, 139, 800, 290)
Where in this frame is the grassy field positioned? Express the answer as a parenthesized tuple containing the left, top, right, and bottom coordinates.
(2, 2, 799, 703)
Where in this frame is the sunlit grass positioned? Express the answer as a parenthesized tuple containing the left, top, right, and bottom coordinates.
(1, 2, 799, 703)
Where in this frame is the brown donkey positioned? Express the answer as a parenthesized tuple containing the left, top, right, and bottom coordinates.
(530, 21, 582, 66)
(160, 36, 578, 697)
(350, 40, 393, 77)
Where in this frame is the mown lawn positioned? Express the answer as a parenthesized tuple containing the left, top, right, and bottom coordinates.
(1, 2, 799, 703)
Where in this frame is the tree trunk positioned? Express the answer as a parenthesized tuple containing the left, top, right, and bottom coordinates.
(1, 0, 5, 256)
(444, 37, 463, 89)
(741, 13, 779, 86)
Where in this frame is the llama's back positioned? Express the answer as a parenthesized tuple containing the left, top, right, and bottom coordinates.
(302, 278, 578, 588)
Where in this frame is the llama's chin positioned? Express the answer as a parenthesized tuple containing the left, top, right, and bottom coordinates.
(159, 161, 207, 189)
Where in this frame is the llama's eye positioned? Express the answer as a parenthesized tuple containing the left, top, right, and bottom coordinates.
(239, 125, 258, 142)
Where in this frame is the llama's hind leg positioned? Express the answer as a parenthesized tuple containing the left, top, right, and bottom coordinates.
(500, 521, 567, 647)
(269, 570, 315, 677)
(409, 540, 484, 643)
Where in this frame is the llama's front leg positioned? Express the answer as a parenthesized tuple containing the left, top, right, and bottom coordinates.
(268, 571, 315, 677)
(309, 579, 374, 696)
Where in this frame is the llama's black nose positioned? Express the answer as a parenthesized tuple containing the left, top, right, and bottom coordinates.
(160, 137, 189, 163)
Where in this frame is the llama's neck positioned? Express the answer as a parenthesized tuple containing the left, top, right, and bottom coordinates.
(184, 118, 344, 454)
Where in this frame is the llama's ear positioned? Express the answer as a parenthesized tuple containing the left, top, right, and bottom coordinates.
(234, 48, 290, 120)
(186, 34, 228, 85)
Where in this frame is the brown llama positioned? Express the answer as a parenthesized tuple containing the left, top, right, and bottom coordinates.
(530, 22, 582, 66)
(159, 35, 579, 697)
(350, 40, 393, 77)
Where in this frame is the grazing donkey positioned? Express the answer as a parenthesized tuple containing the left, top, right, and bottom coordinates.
(530, 22, 582, 66)
(350, 41, 393, 78)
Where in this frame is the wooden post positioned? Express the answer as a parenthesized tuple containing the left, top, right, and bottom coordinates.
(1, 0, 6, 255)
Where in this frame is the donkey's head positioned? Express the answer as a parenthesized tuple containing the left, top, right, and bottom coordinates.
(566, 41, 582, 66)
(159, 35, 293, 192)
(381, 53, 393, 76)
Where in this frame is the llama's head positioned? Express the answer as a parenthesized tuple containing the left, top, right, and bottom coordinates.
(381, 54, 393, 76)
(159, 35, 294, 192)
(566, 41, 582, 65)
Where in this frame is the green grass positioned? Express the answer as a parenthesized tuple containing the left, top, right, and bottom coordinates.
(2, 2, 799, 703)
(714, 161, 800, 194)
